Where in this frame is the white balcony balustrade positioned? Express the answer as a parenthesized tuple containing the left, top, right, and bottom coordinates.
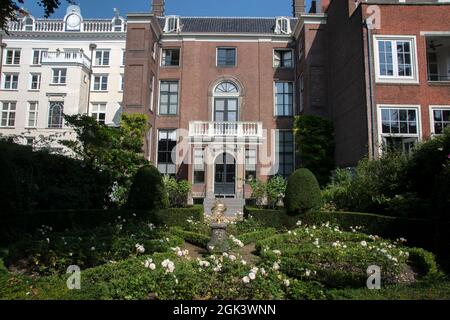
(7, 19, 125, 33)
(42, 50, 91, 69)
(189, 121, 263, 139)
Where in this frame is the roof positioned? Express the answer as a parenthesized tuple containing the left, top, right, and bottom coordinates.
(157, 17, 297, 34)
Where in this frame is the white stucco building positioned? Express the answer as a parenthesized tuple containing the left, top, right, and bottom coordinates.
(0, 5, 126, 150)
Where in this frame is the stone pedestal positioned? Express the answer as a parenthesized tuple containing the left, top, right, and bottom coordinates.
(207, 223, 229, 253)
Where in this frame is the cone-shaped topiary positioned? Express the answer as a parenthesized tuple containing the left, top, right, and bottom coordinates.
(127, 165, 169, 211)
(285, 168, 322, 215)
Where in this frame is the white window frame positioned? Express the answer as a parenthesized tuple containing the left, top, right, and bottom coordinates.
(163, 16, 180, 33)
(373, 35, 419, 84)
(121, 49, 126, 66)
(216, 47, 237, 68)
(193, 147, 206, 184)
(4, 49, 21, 65)
(156, 129, 177, 176)
(273, 49, 294, 68)
(94, 49, 111, 66)
(161, 48, 181, 67)
(26, 101, 39, 128)
(149, 75, 155, 112)
(1, 101, 17, 128)
(52, 68, 67, 85)
(158, 80, 179, 116)
(377, 104, 422, 154)
(429, 105, 450, 136)
(274, 81, 295, 117)
(91, 103, 107, 124)
(245, 147, 257, 181)
(275, 17, 291, 35)
(29, 73, 41, 90)
(3, 73, 19, 90)
(92, 75, 109, 91)
(31, 49, 47, 65)
(119, 74, 124, 92)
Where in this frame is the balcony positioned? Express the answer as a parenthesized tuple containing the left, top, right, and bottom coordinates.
(189, 121, 263, 139)
(42, 50, 91, 69)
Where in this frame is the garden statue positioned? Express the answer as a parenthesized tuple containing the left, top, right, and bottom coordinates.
(207, 199, 230, 253)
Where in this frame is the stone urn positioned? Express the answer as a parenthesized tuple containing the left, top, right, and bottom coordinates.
(207, 200, 230, 253)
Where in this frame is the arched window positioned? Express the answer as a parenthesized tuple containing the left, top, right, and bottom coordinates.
(23, 16, 35, 31)
(48, 102, 64, 128)
(214, 81, 239, 94)
(213, 81, 240, 122)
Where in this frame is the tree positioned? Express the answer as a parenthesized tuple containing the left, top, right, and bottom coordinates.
(62, 113, 150, 207)
(1, 1, 74, 31)
(294, 115, 335, 187)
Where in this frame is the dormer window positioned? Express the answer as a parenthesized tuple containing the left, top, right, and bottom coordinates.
(275, 17, 291, 35)
(164, 16, 180, 33)
(112, 8, 124, 32)
(23, 16, 35, 31)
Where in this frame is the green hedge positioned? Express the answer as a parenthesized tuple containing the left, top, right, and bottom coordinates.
(238, 229, 278, 245)
(244, 207, 301, 229)
(169, 227, 210, 248)
(302, 211, 450, 272)
(0, 206, 204, 245)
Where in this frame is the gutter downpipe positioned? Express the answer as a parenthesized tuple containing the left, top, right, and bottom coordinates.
(364, 19, 377, 160)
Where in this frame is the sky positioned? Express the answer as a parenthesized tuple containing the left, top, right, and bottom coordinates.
(18, 0, 313, 19)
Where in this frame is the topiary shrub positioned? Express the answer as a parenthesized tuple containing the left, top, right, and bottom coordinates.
(127, 165, 169, 211)
(285, 168, 322, 215)
(163, 176, 192, 208)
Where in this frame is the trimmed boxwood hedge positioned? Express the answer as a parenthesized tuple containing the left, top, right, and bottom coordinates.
(0, 205, 204, 245)
(244, 207, 301, 229)
(169, 227, 210, 248)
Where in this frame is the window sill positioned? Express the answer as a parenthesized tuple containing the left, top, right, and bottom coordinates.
(161, 65, 181, 68)
(274, 66, 294, 70)
(158, 114, 179, 117)
(217, 65, 237, 68)
(375, 78, 419, 85)
(49, 83, 66, 86)
(91, 90, 109, 93)
(2, 64, 20, 67)
(93, 65, 110, 68)
(28, 89, 40, 92)
(1, 89, 19, 91)
(24, 127, 38, 130)
(428, 81, 450, 86)
(0, 127, 15, 129)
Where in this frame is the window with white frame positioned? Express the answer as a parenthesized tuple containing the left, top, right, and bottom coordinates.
(48, 101, 64, 128)
(375, 37, 417, 82)
(95, 50, 110, 66)
(27, 102, 38, 128)
(431, 107, 450, 135)
(3, 74, 18, 90)
(93, 75, 108, 91)
(379, 106, 419, 154)
(163, 16, 180, 33)
(193, 148, 205, 184)
(157, 129, 177, 176)
(275, 17, 291, 35)
(245, 148, 257, 181)
(32, 49, 47, 65)
(52, 68, 67, 84)
(217, 48, 237, 67)
(30, 73, 41, 90)
(5, 49, 21, 65)
(159, 81, 179, 115)
(275, 130, 294, 179)
(274, 49, 293, 68)
(1, 102, 16, 127)
(121, 49, 126, 66)
(91, 103, 106, 125)
(161, 48, 180, 67)
(120, 74, 124, 92)
(149, 75, 154, 111)
(275, 82, 294, 117)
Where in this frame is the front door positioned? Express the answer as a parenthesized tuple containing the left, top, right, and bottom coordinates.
(214, 153, 236, 195)
(214, 98, 238, 122)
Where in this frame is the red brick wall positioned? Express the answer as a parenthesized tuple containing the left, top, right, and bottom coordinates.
(362, 4, 450, 140)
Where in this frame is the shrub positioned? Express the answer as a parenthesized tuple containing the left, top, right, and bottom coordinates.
(238, 229, 277, 245)
(285, 169, 322, 215)
(407, 248, 439, 278)
(244, 207, 301, 230)
(169, 227, 210, 248)
(127, 165, 169, 211)
(163, 176, 192, 208)
(294, 115, 335, 186)
(0, 141, 112, 214)
(249, 176, 286, 209)
(157, 205, 204, 227)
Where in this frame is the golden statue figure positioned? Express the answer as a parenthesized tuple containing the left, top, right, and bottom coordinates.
(211, 199, 227, 224)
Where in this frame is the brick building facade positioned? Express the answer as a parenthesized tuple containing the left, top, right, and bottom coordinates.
(123, 0, 450, 209)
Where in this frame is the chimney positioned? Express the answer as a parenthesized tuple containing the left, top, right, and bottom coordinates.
(292, 0, 306, 17)
(152, 0, 165, 17)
